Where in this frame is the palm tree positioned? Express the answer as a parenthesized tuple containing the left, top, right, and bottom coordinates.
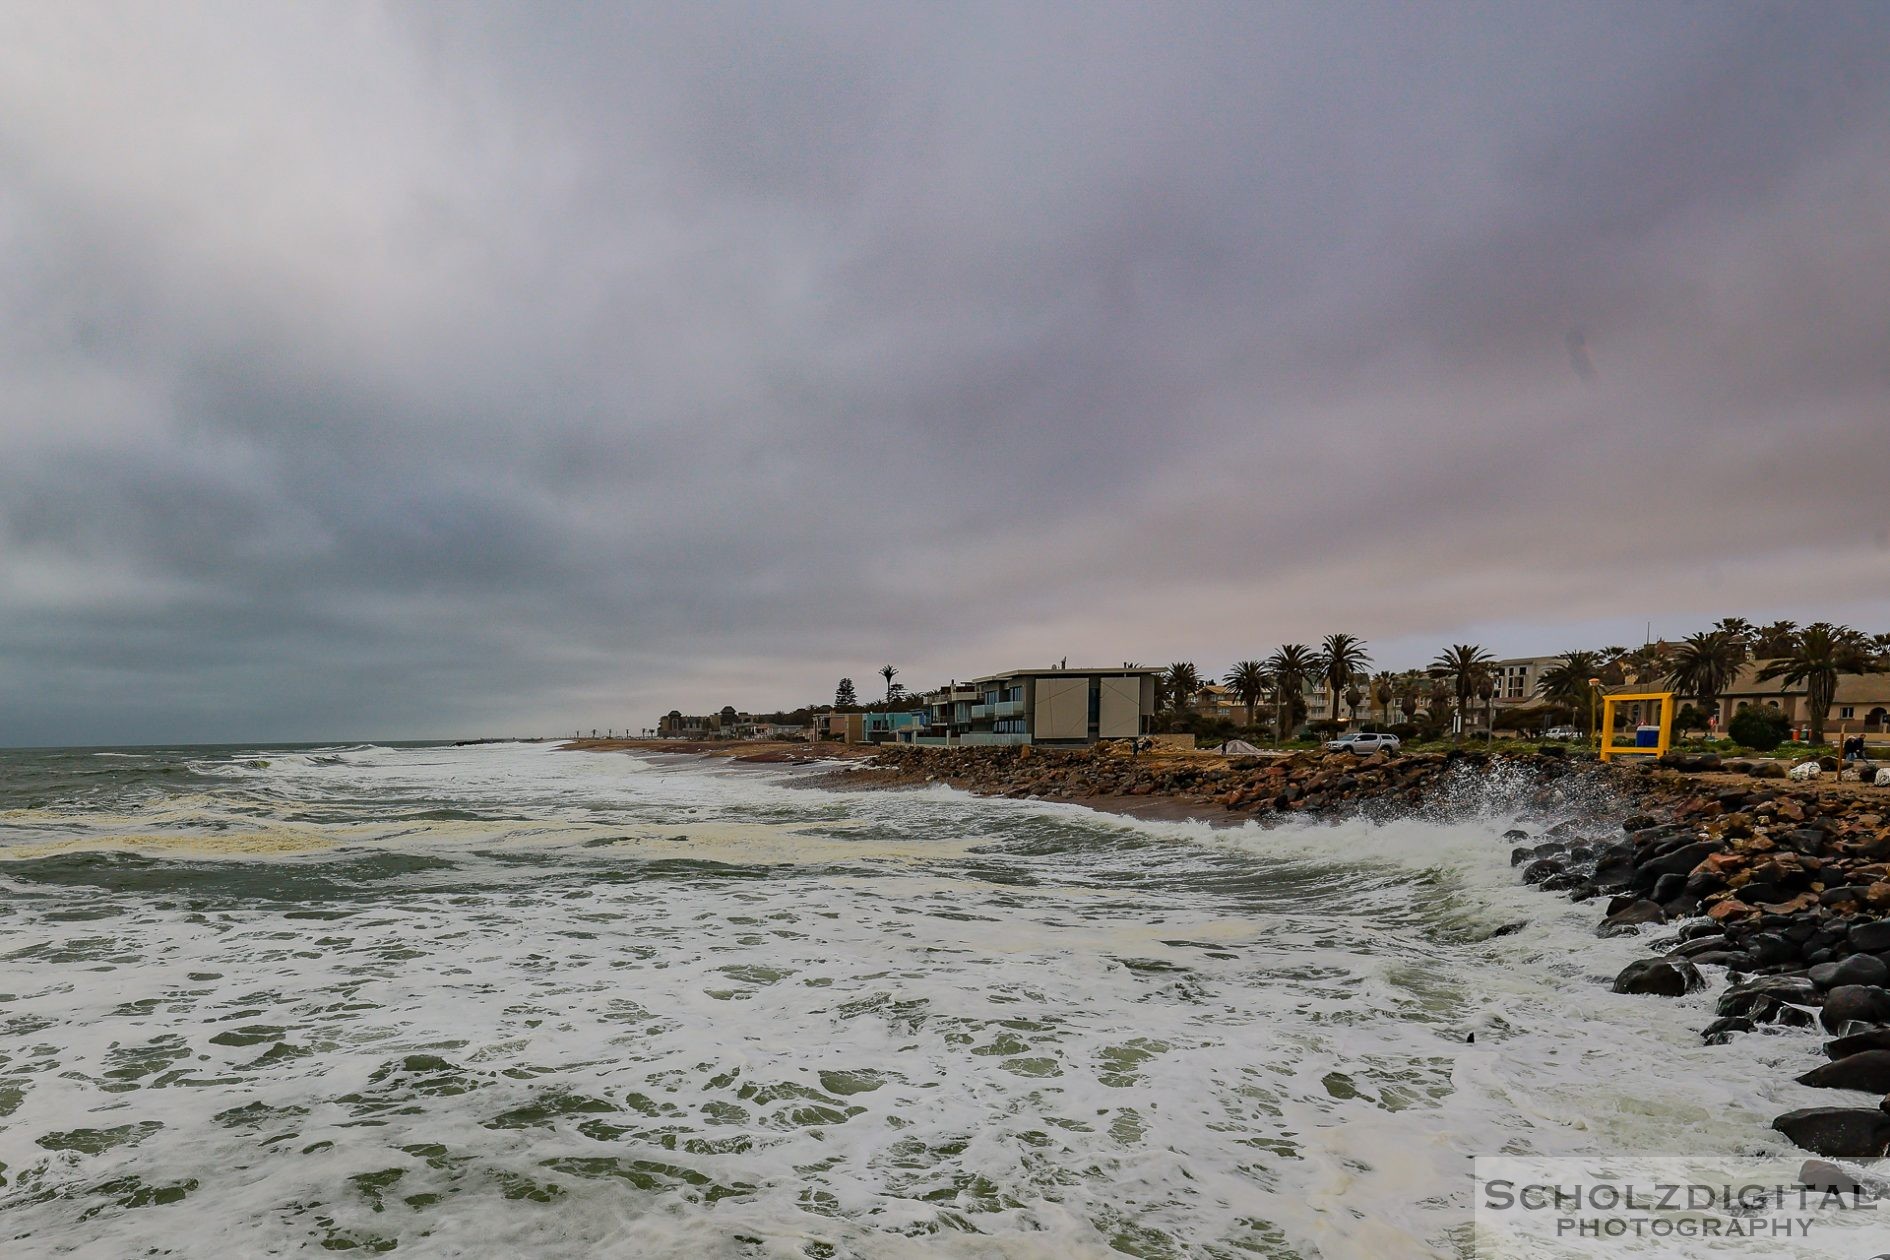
(1618, 642, 1673, 686)
(1713, 617, 1755, 646)
(1370, 672, 1395, 726)
(1315, 633, 1372, 723)
(1162, 662, 1201, 713)
(1757, 623, 1877, 744)
(879, 665, 899, 699)
(1664, 631, 1746, 722)
(1344, 685, 1364, 725)
(1535, 651, 1603, 713)
(1753, 620, 1799, 658)
(1429, 644, 1495, 741)
(1264, 644, 1319, 741)
(1224, 661, 1272, 728)
(1394, 671, 1424, 724)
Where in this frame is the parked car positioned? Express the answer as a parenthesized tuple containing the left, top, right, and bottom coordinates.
(1324, 731, 1400, 754)
(1542, 726, 1583, 742)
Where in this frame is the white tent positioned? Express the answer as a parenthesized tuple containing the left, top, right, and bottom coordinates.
(1215, 739, 1264, 756)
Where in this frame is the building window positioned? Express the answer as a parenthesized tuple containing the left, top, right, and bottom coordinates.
(1840, 706, 1855, 719)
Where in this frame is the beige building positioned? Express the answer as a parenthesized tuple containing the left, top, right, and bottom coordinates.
(1711, 664, 1890, 739)
(911, 666, 1160, 746)
(1487, 656, 1564, 706)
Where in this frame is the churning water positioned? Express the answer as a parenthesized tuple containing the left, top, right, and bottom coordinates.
(0, 743, 1830, 1257)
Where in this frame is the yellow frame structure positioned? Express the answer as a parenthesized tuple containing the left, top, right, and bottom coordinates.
(1598, 690, 1674, 762)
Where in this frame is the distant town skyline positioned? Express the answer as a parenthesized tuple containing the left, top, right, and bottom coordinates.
(3, 3, 1888, 746)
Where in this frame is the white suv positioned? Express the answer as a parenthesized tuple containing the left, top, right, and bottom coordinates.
(1324, 731, 1401, 754)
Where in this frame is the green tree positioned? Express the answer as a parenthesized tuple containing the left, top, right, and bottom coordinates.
(1394, 670, 1425, 724)
(1728, 705, 1790, 751)
(1315, 633, 1372, 722)
(834, 678, 858, 709)
(1756, 623, 1877, 745)
(1535, 651, 1604, 714)
(1618, 642, 1673, 685)
(1162, 662, 1201, 713)
(1224, 660, 1272, 728)
(1370, 671, 1395, 725)
(1753, 620, 1799, 658)
(1429, 644, 1495, 741)
(1264, 644, 1318, 741)
(1664, 631, 1746, 720)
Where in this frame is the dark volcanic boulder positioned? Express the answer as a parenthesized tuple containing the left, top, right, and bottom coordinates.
(1597, 899, 1665, 937)
(1773, 1107, 1890, 1157)
(1521, 858, 1562, 885)
(1821, 985, 1890, 1032)
(1612, 957, 1705, 997)
(1631, 841, 1719, 892)
(1797, 1050, 1890, 1093)
(1830, 954, 1890, 990)
(1849, 921, 1890, 953)
(1799, 1158, 1866, 1194)
(1825, 1027, 1890, 1060)
(1718, 974, 1821, 1020)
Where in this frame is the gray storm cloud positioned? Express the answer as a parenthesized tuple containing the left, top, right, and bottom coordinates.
(1, 1, 1887, 744)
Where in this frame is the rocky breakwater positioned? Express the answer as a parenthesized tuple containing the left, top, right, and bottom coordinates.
(856, 742, 1890, 1162)
(1535, 752, 1890, 1161)
(857, 742, 1600, 819)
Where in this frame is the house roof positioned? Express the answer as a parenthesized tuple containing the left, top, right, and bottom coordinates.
(1713, 662, 1890, 705)
(969, 666, 1162, 683)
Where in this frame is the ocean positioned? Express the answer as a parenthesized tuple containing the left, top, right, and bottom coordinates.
(0, 742, 1827, 1257)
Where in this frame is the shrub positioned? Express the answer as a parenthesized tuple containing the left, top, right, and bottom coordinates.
(1387, 723, 1419, 741)
(1728, 706, 1790, 751)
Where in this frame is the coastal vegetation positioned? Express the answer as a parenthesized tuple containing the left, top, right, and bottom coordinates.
(724, 617, 1889, 757)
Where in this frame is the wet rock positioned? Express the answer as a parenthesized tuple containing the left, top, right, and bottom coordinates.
(1830, 955, 1890, 990)
(1670, 932, 1732, 958)
(1597, 899, 1665, 937)
(1797, 1050, 1890, 1093)
(1824, 1027, 1890, 1060)
(1822, 985, 1890, 1033)
(1798, 1159, 1865, 1194)
(1773, 1107, 1890, 1157)
(1820, 886, 1870, 912)
(1849, 921, 1890, 953)
(1612, 957, 1705, 997)
(1521, 858, 1562, 885)
(1718, 975, 1820, 1020)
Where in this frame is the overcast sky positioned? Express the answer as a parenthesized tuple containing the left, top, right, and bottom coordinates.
(3, 2, 1888, 744)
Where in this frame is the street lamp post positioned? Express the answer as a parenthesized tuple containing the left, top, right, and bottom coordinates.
(1588, 678, 1603, 745)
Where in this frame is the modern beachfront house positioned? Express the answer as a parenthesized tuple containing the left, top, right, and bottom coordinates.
(903, 666, 1160, 747)
(821, 710, 930, 744)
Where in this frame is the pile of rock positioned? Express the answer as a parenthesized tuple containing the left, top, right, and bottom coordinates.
(1506, 760, 1890, 1158)
(860, 744, 1597, 819)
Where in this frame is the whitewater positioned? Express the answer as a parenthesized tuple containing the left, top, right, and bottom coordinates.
(0, 742, 1837, 1257)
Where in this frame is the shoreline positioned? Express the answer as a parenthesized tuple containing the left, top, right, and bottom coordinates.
(570, 737, 1890, 1165)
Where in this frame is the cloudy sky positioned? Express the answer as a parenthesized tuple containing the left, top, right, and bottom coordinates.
(3, 2, 1888, 744)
